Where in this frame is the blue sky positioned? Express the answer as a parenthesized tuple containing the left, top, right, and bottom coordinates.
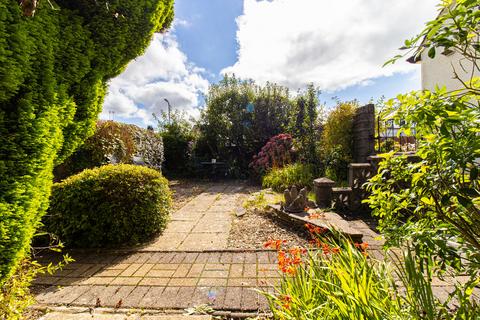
(101, 0, 439, 126)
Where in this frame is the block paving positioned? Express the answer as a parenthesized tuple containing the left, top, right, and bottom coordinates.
(144, 183, 245, 250)
(34, 251, 279, 311)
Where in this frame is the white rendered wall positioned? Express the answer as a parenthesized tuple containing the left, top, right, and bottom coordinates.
(421, 50, 479, 92)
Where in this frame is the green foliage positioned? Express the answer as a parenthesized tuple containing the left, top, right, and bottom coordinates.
(366, 0, 480, 268)
(264, 233, 400, 320)
(0, 0, 173, 283)
(262, 163, 315, 192)
(320, 101, 357, 182)
(264, 231, 480, 320)
(55, 120, 164, 180)
(156, 110, 196, 176)
(366, 0, 480, 311)
(45, 164, 171, 248)
(288, 84, 322, 166)
(0, 260, 36, 320)
(365, 88, 480, 270)
(0, 255, 72, 320)
(197, 75, 294, 177)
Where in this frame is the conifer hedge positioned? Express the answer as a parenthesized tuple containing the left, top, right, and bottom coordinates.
(0, 0, 174, 284)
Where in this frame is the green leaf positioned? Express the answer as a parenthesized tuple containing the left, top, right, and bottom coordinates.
(421, 197, 434, 206)
(427, 47, 436, 59)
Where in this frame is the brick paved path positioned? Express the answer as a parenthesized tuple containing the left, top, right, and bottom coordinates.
(35, 251, 278, 311)
(145, 183, 245, 250)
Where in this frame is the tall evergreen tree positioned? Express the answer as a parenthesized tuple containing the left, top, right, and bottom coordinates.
(288, 84, 321, 167)
(0, 0, 174, 284)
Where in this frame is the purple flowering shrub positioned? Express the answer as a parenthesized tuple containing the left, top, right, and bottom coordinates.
(250, 133, 295, 176)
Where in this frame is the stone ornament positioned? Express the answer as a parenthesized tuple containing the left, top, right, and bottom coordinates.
(282, 185, 315, 213)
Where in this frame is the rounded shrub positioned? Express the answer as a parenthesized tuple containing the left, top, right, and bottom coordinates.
(262, 163, 315, 192)
(45, 164, 172, 248)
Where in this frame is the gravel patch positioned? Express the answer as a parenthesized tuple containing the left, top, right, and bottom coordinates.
(228, 208, 310, 250)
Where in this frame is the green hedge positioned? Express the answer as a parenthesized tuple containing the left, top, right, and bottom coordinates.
(45, 164, 172, 248)
(262, 163, 315, 192)
(0, 0, 174, 284)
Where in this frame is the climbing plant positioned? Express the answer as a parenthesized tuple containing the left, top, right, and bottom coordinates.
(0, 0, 174, 285)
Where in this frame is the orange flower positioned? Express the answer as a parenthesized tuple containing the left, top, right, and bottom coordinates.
(285, 265, 297, 275)
(354, 242, 369, 253)
(264, 239, 286, 250)
(331, 247, 340, 254)
(276, 246, 307, 274)
(321, 243, 331, 255)
(305, 223, 328, 236)
(281, 295, 293, 310)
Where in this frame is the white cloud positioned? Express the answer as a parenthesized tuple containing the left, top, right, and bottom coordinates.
(222, 0, 439, 91)
(102, 32, 209, 126)
(174, 18, 191, 28)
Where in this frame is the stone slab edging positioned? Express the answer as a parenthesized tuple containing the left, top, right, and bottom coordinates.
(268, 204, 363, 242)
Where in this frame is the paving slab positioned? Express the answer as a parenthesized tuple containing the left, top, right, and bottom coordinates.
(34, 251, 279, 311)
(143, 183, 244, 251)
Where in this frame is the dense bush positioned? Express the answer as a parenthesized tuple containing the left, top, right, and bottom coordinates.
(156, 111, 196, 177)
(320, 101, 357, 182)
(364, 0, 480, 316)
(55, 121, 164, 180)
(0, 0, 173, 284)
(197, 76, 325, 177)
(45, 164, 172, 248)
(262, 163, 315, 192)
(196, 75, 295, 177)
(250, 133, 294, 177)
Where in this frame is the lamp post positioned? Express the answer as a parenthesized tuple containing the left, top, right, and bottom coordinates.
(163, 98, 171, 124)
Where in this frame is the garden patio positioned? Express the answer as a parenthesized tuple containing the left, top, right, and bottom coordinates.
(1, 0, 479, 319)
(30, 180, 472, 319)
